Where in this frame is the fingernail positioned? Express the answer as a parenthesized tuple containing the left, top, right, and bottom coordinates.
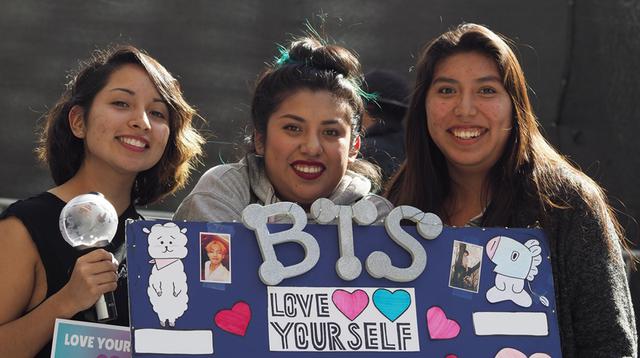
(110, 253, 119, 266)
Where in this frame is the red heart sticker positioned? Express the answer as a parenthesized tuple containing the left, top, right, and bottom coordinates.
(214, 301, 251, 336)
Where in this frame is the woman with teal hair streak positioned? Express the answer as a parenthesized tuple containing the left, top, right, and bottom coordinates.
(175, 35, 391, 223)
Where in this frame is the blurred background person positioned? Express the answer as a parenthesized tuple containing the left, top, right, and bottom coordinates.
(360, 69, 410, 185)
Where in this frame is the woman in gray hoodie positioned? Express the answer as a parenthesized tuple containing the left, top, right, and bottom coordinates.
(175, 36, 391, 223)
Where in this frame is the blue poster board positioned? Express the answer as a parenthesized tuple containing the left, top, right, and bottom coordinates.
(126, 219, 561, 357)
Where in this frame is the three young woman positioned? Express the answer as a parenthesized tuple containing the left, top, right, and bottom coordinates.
(175, 36, 392, 223)
(386, 23, 636, 356)
(0, 46, 204, 357)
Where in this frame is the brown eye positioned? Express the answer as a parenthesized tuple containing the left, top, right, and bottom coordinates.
(479, 87, 497, 95)
(150, 110, 166, 119)
(437, 87, 455, 95)
(112, 101, 129, 108)
(284, 124, 301, 132)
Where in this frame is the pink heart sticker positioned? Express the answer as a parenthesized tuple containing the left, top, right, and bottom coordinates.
(214, 301, 251, 336)
(495, 348, 551, 358)
(495, 348, 527, 358)
(426, 306, 460, 340)
(331, 289, 369, 321)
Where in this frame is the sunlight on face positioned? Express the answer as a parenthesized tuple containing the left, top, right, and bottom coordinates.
(426, 51, 512, 177)
(74, 64, 170, 179)
(257, 89, 358, 205)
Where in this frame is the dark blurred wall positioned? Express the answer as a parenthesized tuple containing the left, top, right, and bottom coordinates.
(555, 0, 640, 343)
(557, 0, 640, 242)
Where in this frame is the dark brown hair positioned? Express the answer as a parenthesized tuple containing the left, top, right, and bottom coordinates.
(36, 45, 204, 205)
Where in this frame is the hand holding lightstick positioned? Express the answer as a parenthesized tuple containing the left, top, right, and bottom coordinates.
(59, 192, 119, 322)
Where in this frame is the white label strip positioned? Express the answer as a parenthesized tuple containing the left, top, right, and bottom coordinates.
(473, 312, 548, 336)
(134, 329, 213, 354)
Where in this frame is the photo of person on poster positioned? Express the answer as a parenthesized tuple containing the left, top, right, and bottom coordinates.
(449, 241, 482, 292)
(200, 233, 231, 283)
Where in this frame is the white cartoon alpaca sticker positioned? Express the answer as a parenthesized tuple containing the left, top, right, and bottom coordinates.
(485, 236, 547, 308)
(144, 222, 189, 327)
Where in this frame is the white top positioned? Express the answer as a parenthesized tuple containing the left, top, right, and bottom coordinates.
(203, 260, 230, 282)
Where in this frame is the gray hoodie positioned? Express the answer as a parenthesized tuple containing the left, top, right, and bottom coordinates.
(174, 154, 392, 223)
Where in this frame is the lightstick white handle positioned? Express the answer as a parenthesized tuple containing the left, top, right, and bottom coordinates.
(95, 291, 117, 322)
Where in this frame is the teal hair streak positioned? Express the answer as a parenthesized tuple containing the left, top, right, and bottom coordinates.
(274, 44, 291, 67)
(358, 88, 379, 104)
(272, 43, 379, 104)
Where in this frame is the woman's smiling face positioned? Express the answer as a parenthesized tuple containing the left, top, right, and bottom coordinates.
(256, 89, 358, 205)
(70, 64, 170, 179)
(426, 51, 512, 177)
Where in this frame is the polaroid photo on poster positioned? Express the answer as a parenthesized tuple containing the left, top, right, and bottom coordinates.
(448, 240, 483, 293)
(199, 232, 231, 284)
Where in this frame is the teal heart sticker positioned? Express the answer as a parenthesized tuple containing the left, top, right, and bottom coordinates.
(372, 288, 411, 322)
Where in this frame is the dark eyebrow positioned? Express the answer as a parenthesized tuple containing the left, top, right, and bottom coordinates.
(279, 114, 305, 122)
(110, 88, 134, 95)
(321, 119, 342, 125)
(279, 114, 344, 125)
(476, 75, 502, 83)
(109, 88, 166, 104)
(432, 75, 502, 85)
(431, 77, 458, 85)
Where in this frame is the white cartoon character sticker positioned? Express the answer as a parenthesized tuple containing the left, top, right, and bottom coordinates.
(144, 222, 189, 327)
(485, 236, 546, 308)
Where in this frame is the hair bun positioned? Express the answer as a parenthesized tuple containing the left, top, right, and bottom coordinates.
(287, 37, 361, 79)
